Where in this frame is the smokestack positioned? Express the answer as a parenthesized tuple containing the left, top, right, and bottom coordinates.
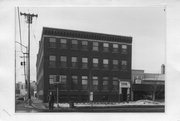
(161, 64, 165, 74)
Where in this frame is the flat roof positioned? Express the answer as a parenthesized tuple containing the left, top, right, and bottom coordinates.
(42, 27, 132, 43)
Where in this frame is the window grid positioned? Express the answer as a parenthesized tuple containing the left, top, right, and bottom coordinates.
(71, 40, 78, 49)
(113, 44, 119, 52)
(82, 76, 88, 90)
(92, 42, 99, 51)
(49, 56, 56, 68)
(122, 45, 127, 54)
(71, 75, 78, 90)
(82, 58, 88, 68)
(60, 56, 67, 68)
(103, 43, 109, 52)
(49, 38, 56, 48)
(93, 58, 99, 68)
(82, 41, 88, 50)
(60, 39, 67, 49)
(121, 60, 127, 70)
(72, 57, 78, 68)
(103, 59, 109, 69)
(92, 76, 98, 91)
(102, 77, 109, 90)
(59, 75, 67, 90)
(112, 77, 119, 91)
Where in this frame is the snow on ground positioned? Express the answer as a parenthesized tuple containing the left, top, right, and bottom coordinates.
(53, 100, 164, 108)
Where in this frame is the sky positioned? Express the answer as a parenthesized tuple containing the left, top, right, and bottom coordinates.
(15, 6, 166, 83)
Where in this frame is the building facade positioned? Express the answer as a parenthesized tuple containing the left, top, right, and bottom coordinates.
(36, 27, 132, 103)
(131, 68, 165, 101)
(15, 82, 27, 97)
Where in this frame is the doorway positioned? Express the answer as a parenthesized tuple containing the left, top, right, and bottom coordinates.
(122, 88, 127, 101)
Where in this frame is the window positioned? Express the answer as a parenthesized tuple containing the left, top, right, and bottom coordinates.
(71, 75, 78, 90)
(92, 76, 98, 91)
(82, 41, 88, 50)
(112, 44, 119, 52)
(49, 75, 56, 84)
(92, 42, 99, 51)
(82, 57, 88, 68)
(121, 60, 127, 70)
(112, 77, 119, 91)
(49, 55, 56, 68)
(71, 57, 78, 68)
(60, 56, 67, 68)
(103, 59, 109, 69)
(60, 38, 67, 49)
(71, 40, 78, 49)
(59, 75, 67, 90)
(121, 45, 127, 54)
(82, 76, 88, 90)
(103, 43, 109, 52)
(112, 59, 119, 69)
(49, 38, 56, 48)
(49, 75, 56, 89)
(93, 58, 99, 68)
(102, 77, 109, 91)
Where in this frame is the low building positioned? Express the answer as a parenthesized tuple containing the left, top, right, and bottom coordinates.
(15, 82, 27, 97)
(131, 66, 165, 101)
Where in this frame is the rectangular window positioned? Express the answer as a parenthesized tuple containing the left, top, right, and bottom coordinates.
(49, 38, 56, 48)
(60, 38, 67, 49)
(71, 75, 78, 90)
(82, 41, 88, 50)
(71, 40, 78, 49)
(112, 77, 119, 91)
(82, 76, 88, 90)
(121, 60, 127, 70)
(102, 77, 109, 91)
(113, 59, 119, 69)
(49, 55, 56, 68)
(82, 57, 88, 68)
(92, 76, 98, 91)
(71, 57, 78, 67)
(93, 58, 99, 68)
(103, 43, 109, 52)
(113, 44, 119, 52)
(49, 75, 56, 89)
(60, 56, 67, 68)
(121, 45, 127, 54)
(103, 59, 109, 69)
(92, 42, 99, 51)
(59, 75, 67, 90)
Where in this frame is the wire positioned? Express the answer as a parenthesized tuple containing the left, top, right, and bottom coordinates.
(17, 7, 23, 53)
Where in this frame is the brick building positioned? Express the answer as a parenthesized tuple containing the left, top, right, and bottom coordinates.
(36, 27, 132, 103)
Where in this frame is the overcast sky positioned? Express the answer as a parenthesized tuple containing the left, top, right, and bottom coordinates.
(15, 7, 166, 83)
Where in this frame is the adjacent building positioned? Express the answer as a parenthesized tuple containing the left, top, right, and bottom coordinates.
(36, 27, 132, 103)
(131, 65, 165, 101)
(15, 82, 27, 97)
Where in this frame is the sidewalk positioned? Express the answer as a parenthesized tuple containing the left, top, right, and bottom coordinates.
(30, 97, 48, 111)
(28, 97, 164, 111)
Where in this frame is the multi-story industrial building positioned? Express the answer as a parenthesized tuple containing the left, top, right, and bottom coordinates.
(36, 27, 132, 103)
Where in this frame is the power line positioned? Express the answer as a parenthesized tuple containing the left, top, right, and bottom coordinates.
(17, 7, 23, 53)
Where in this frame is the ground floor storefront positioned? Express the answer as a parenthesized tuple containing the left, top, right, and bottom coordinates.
(132, 84, 164, 101)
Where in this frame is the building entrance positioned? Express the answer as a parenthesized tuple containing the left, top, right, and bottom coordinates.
(122, 88, 127, 101)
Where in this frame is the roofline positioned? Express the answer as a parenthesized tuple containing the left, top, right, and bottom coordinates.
(41, 26, 132, 43)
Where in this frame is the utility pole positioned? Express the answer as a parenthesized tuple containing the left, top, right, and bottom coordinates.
(20, 12, 38, 105)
